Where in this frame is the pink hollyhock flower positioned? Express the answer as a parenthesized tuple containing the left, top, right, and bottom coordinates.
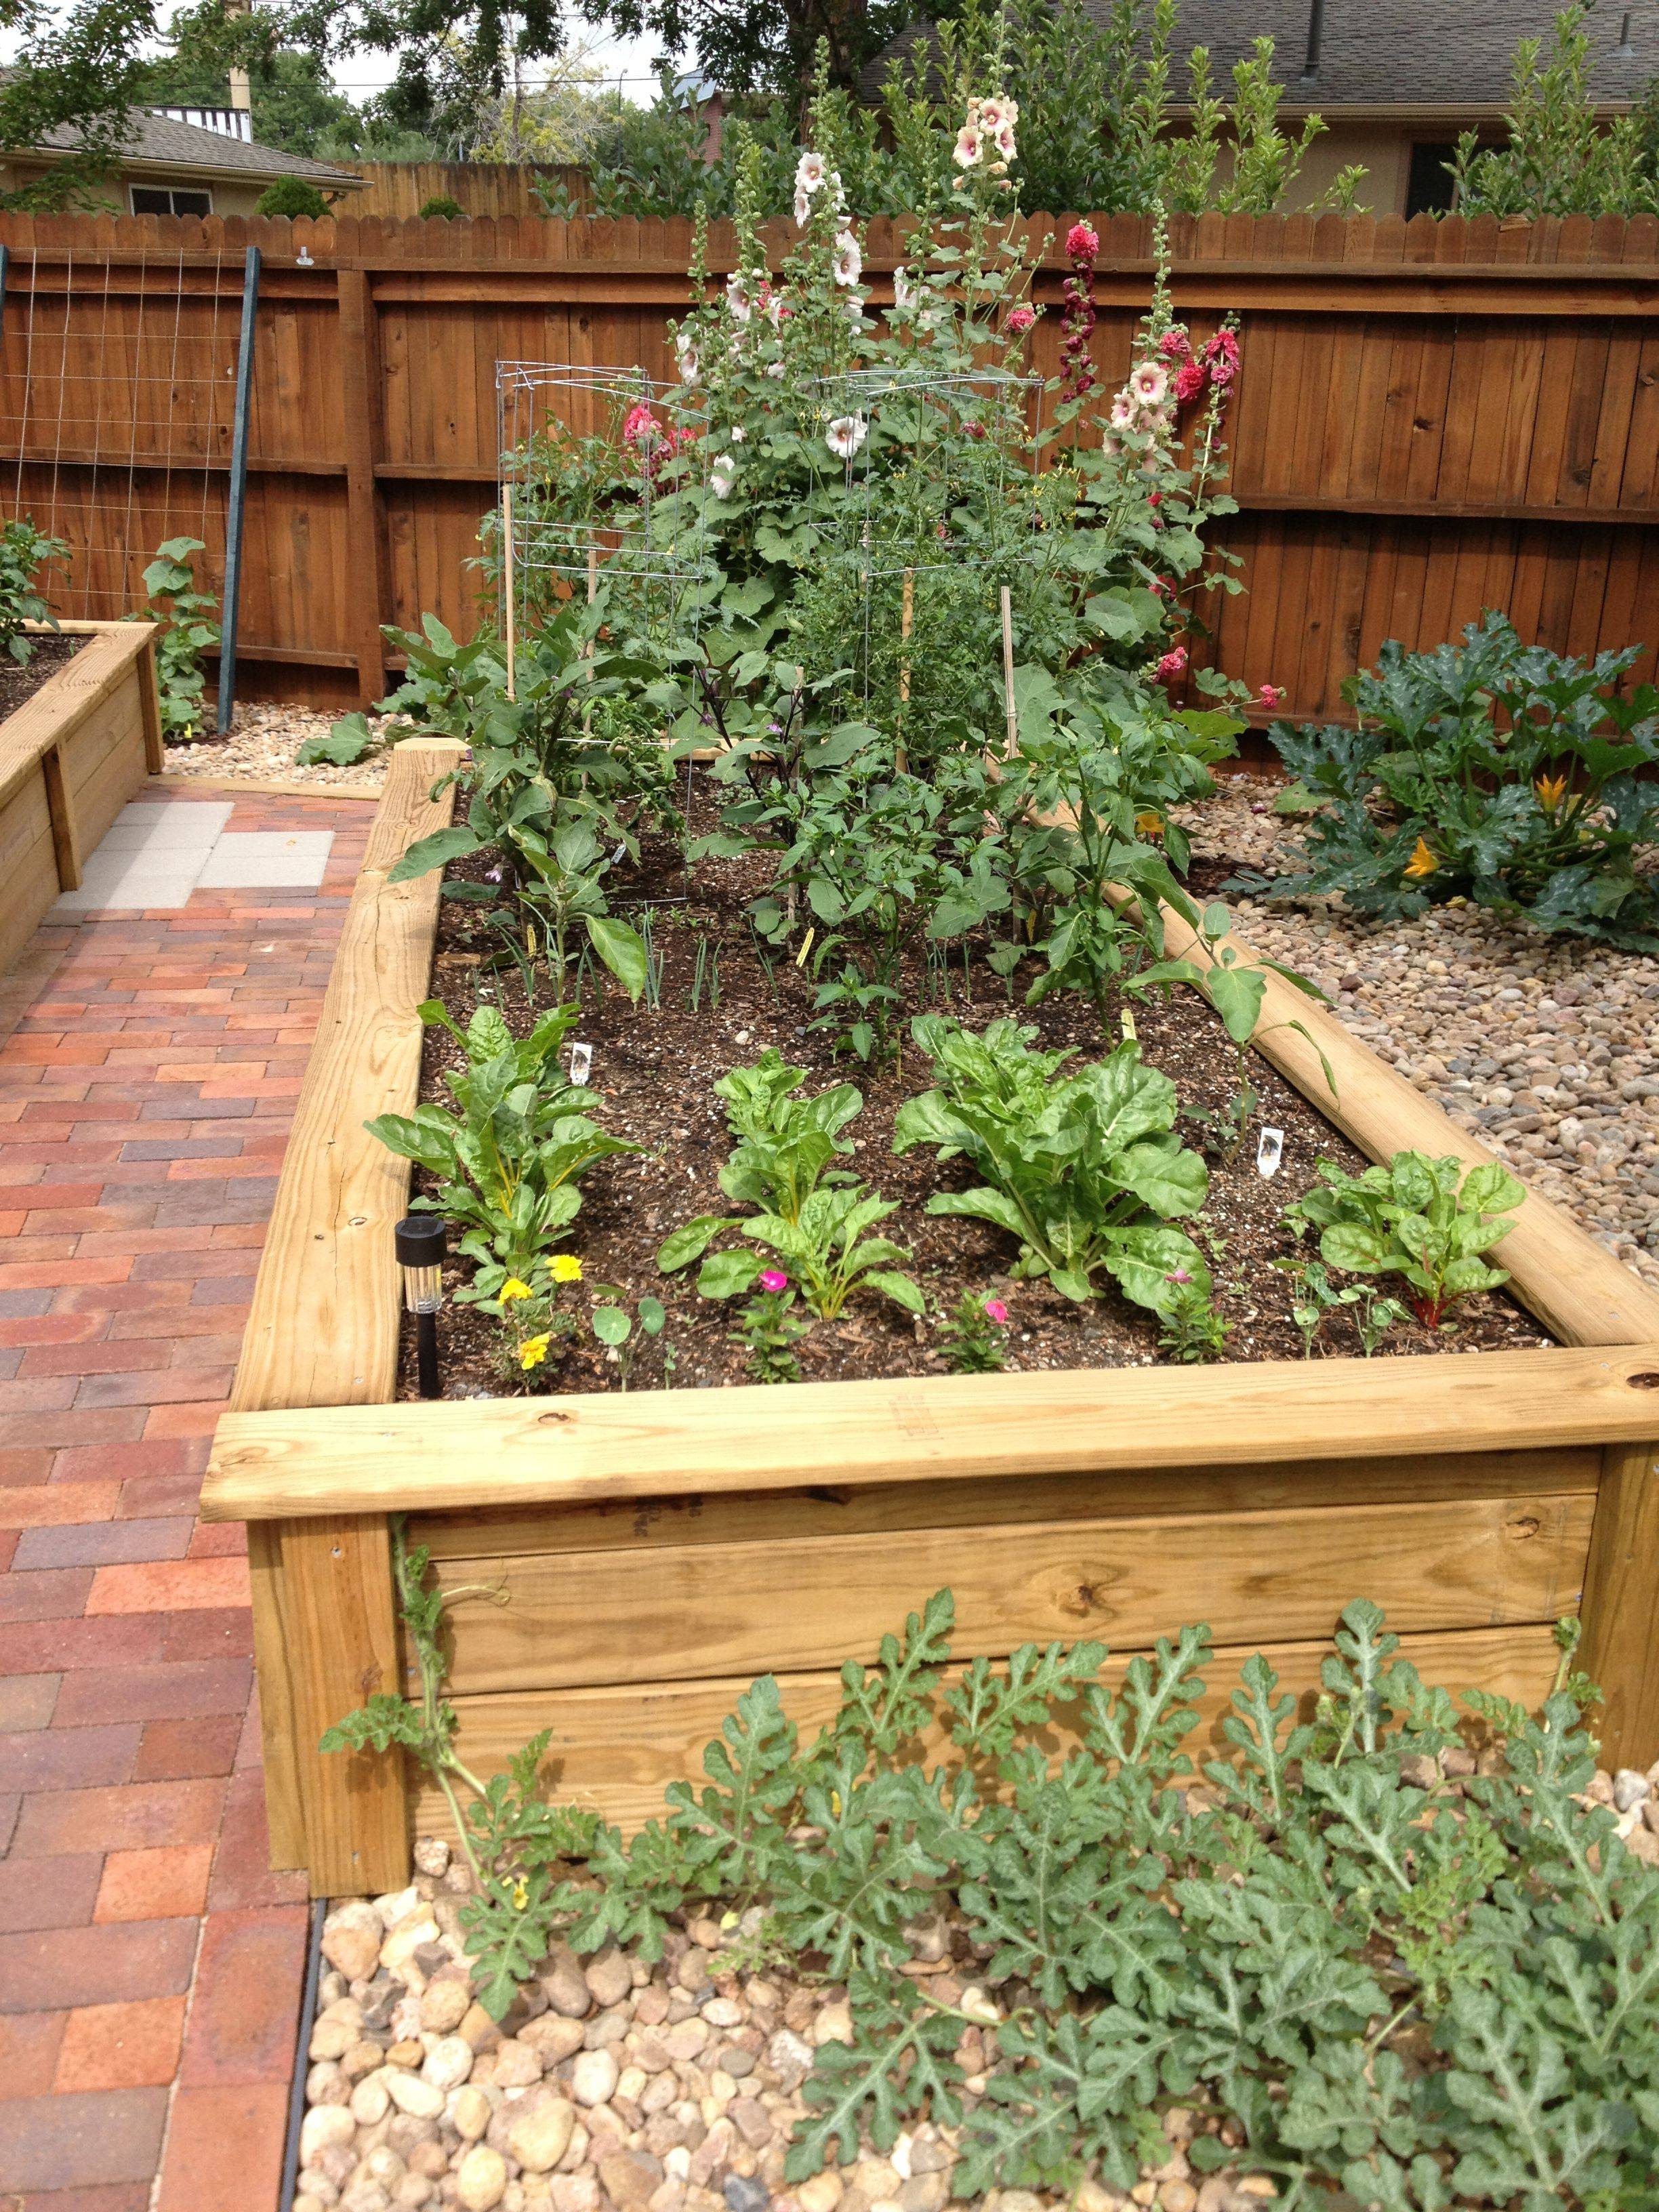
(1156, 647, 1189, 680)
(1065, 221, 1099, 260)
(1173, 361, 1208, 405)
(1149, 576, 1170, 597)
(1208, 357, 1236, 389)
(1128, 359, 1170, 409)
(1007, 304, 1036, 335)
(1205, 327, 1240, 364)
(983, 1298, 1008, 1324)
(1159, 328, 1192, 363)
(964, 419, 987, 440)
(621, 402, 661, 450)
(760, 1269, 788, 1293)
(1147, 490, 1162, 506)
(1258, 682, 1286, 710)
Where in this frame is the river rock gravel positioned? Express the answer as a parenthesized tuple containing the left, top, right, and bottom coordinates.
(161, 701, 394, 789)
(1184, 775, 1659, 1288)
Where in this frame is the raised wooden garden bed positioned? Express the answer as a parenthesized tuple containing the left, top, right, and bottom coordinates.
(202, 739, 1659, 1897)
(0, 621, 163, 976)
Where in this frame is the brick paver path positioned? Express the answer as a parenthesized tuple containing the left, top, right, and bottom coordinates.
(0, 790, 373, 2212)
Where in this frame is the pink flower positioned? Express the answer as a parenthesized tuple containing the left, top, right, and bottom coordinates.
(760, 1269, 788, 1294)
(1065, 222, 1099, 261)
(1173, 361, 1208, 405)
(983, 1298, 1008, 1324)
(1166, 1267, 1193, 1285)
(1007, 304, 1036, 335)
(1149, 576, 1170, 597)
(1258, 682, 1286, 710)
(964, 419, 987, 440)
(1204, 328, 1240, 365)
(1159, 329, 1192, 363)
(621, 403, 661, 451)
(1156, 647, 1188, 681)
(1147, 491, 1162, 507)
(1208, 357, 1236, 389)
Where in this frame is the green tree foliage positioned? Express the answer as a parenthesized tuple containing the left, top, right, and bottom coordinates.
(255, 173, 328, 216)
(140, 16, 364, 158)
(0, 0, 157, 211)
(1454, 1, 1659, 218)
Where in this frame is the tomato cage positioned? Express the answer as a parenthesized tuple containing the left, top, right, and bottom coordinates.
(792, 366, 1046, 742)
(492, 361, 714, 668)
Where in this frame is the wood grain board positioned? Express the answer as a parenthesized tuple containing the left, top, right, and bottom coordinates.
(3, 210, 1656, 714)
(201, 1343, 1659, 1523)
(415, 1622, 1565, 1841)
(229, 736, 460, 1891)
(424, 1491, 1595, 1696)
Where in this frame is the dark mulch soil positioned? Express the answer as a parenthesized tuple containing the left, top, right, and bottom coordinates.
(0, 634, 84, 722)
(399, 770, 1552, 1401)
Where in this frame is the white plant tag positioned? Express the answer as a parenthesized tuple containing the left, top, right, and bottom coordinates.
(568, 1042, 593, 1085)
(1256, 1125, 1285, 1178)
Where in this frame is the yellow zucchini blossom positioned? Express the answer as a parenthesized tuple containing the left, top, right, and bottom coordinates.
(1402, 837, 1439, 879)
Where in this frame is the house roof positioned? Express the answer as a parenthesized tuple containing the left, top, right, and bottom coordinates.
(21, 105, 362, 186)
(867, 2, 1659, 113)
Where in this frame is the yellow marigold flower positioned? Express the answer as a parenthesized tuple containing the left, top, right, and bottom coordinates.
(550, 1254, 583, 1284)
(499, 1278, 533, 1303)
(519, 1333, 552, 1371)
(1136, 809, 1164, 837)
(1535, 771, 1568, 813)
(1402, 837, 1439, 880)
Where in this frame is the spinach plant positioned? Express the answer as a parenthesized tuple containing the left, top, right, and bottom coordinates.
(0, 516, 66, 663)
(894, 1016, 1210, 1312)
(1244, 611, 1659, 947)
(367, 1001, 636, 1296)
(1286, 1151, 1527, 1329)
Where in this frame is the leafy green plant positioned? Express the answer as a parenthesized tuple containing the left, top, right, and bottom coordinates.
(1244, 611, 1659, 948)
(1156, 1273, 1230, 1363)
(895, 1016, 1209, 1313)
(731, 1278, 811, 1384)
(366, 1000, 636, 1296)
(257, 174, 328, 218)
(1286, 1152, 1527, 1330)
(0, 516, 67, 663)
(131, 536, 220, 741)
(588, 1289, 667, 1390)
(937, 1288, 1010, 1374)
(480, 1253, 586, 1388)
(328, 1562, 1658, 2200)
(1453, 1, 1659, 218)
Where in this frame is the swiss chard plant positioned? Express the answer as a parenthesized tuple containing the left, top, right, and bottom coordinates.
(1242, 611, 1659, 948)
(327, 1552, 1658, 2206)
(366, 1001, 636, 1297)
(1285, 1150, 1527, 1329)
(893, 1016, 1209, 1313)
(658, 1050, 922, 1320)
(0, 516, 67, 664)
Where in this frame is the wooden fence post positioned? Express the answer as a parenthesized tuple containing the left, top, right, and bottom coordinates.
(337, 266, 394, 712)
(1580, 1438, 1659, 1769)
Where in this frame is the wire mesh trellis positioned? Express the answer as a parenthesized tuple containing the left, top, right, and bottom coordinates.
(493, 361, 715, 670)
(2, 245, 248, 633)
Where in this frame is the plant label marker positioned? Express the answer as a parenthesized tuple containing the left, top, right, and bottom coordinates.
(1120, 1008, 1137, 1042)
(569, 1042, 593, 1084)
(1257, 1125, 1285, 1177)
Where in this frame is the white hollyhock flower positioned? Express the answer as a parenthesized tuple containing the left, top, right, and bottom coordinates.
(832, 232, 862, 287)
(794, 185, 811, 226)
(795, 150, 825, 197)
(710, 453, 737, 499)
(892, 266, 913, 312)
(994, 122, 1017, 161)
(954, 124, 983, 169)
(1129, 359, 1170, 409)
(978, 96, 1009, 129)
(730, 423, 746, 443)
(825, 413, 867, 461)
(1109, 391, 1139, 431)
(674, 330, 699, 386)
(726, 274, 752, 325)
(764, 356, 785, 378)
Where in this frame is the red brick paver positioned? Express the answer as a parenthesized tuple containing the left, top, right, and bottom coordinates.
(0, 792, 372, 2212)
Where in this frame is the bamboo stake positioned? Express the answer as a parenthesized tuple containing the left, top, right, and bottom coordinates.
(1000, 584, 1017, 758)
(502, 484, 517, 701)
(897, 567, 914, 775)
(583, 544, 598, 732)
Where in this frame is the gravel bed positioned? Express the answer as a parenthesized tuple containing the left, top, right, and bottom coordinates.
(300, 1761, 1659, 2212)
(161, 700, 394, 789)
(1184, 775, 1659, 1288)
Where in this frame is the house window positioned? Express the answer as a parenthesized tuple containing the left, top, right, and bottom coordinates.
(129, 185, 213, 217)
(1404, 142, 1458, 219)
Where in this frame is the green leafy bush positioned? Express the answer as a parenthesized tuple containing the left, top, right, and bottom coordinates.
(1285, 1151, 1526, 1330)
(366, 1000, 636, 1296)
(329, 1549, 1659, 2203)
(895, 1016, 1209, 1311)
(1244, 612, 1659, 947)
(0, 516, 68, 664)
(1453, 2, 1659, 218)
(417, 194, 465, 219)
(257, 175, 329, 218)
(134, 536, 220, 742)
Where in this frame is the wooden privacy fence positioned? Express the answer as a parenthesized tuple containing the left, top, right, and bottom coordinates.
(340, 162, 588, 221)
(2, 207, 1658, 719)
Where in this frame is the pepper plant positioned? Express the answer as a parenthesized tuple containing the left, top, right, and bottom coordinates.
(0, 516, 66, 664)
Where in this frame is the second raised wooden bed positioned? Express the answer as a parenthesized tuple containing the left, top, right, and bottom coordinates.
(201, 739, 1659, 1896)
